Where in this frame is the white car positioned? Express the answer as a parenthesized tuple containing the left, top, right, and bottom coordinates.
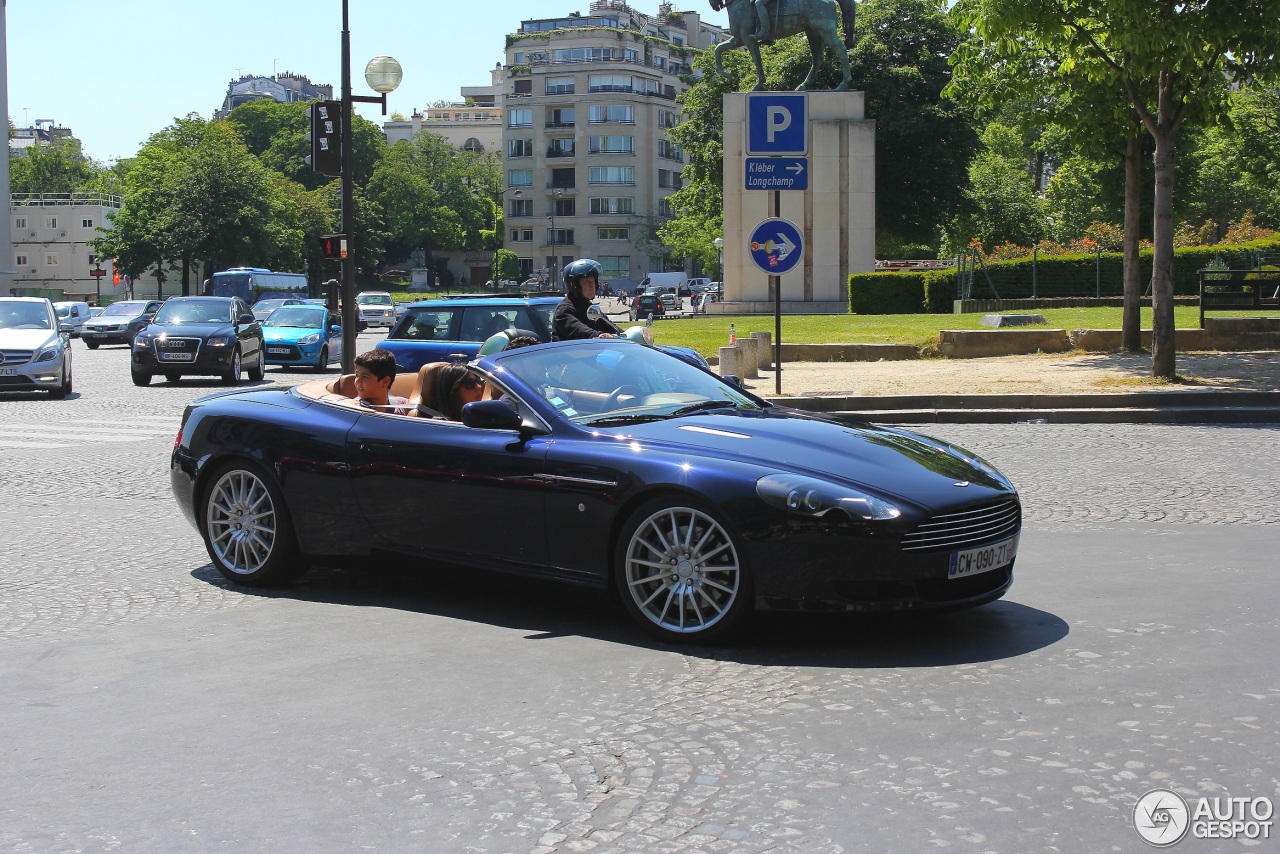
(0, 297, 74, 398)
(356, 291, 397, 329)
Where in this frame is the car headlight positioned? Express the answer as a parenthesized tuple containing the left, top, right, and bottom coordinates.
(35, 344, 62, 363)
(298, 333, 320, 345)
(756, 473, 902, 521)
(206, 335, 232, 346)
(133, 335, 149, 348)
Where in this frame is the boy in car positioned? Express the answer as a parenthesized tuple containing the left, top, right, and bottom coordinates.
(353, 348, 410, 415)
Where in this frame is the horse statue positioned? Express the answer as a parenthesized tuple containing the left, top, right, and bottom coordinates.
(709, 0, 854, 91)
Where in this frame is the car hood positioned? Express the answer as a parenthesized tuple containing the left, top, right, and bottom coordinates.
(263, 327, 322, 343)
(85, 315, 142, 327)
(606, 410, 1014, 510)
(0, 329, 59, 349)
(144, 322, 235, 336)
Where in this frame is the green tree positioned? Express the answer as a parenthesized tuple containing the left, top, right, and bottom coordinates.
(952, 0, 1280, 377)
(9, 138, 95, 195)
(491, 249, 521, 282)
(224, 99, 387, 191)
(960, 123, 1047, 249)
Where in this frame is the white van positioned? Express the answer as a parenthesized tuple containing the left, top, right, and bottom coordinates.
(53, 301, 92, 337)
(639, 272, 688, 294)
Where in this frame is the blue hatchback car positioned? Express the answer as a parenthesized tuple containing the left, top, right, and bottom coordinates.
(261, 304, 342, 372)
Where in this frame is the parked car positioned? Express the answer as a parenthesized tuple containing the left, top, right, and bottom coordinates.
(630, 293, 665, 322)
(171, 338, 1021, 642)
(130, 296, 265, 386)
(692, 292, 721, 313)
(0, 297, 74, 398)
(80, 300, 163, 348)
(356, 291, 397, 329)
(54, 301, 92, 337)
(250, 297, 305, 322)
(261, 304, 343, 372)
(658, 293, 679, 311)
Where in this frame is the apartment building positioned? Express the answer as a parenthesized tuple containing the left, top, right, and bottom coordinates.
(10, 194, 120, 302)
(214, 72, 333, 119)
(501, 1, 724, 287)
(383, 65, 505, 153)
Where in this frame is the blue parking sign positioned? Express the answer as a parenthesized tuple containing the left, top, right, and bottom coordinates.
(747, 93, 808, 156)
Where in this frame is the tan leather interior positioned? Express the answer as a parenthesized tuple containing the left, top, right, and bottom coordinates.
(407, 362, 449, 417)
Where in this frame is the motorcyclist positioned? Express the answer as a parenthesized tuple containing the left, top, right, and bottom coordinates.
(551, 259, 621, 341)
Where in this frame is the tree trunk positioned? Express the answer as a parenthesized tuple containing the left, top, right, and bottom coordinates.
(1149, 74, 1179, 380)
(1122, 133, 1143, 352)
(181, 257, 191, 297)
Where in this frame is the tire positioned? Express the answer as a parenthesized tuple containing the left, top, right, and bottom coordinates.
(200, 460, 304, 586)
(313, 345, 329, 373)
(49, 366, 72, 399)
(85, 340, 100, 350)
(221, 349, 242, 385)
(247, 349, 265, 382)
(131, 368, 152, 387)
(613, 496, 752, 643)
(164, 372, 181, 383)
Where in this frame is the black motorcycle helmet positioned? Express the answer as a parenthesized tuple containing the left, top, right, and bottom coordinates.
(562, 258, 604, 298)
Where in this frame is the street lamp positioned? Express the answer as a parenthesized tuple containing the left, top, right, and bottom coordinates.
(338, 1, 401, 372)
(713, 236, 724, 281)
(547, 187, 564, 272)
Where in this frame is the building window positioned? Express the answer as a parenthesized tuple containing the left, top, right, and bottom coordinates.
(658, 169, 682, 189)
(672, 36, 685, 47)
(547, 229, 575, 246)
(512, 52, 525, 64)
(508, 138, 533, 158)
(45, 254, 59, 266)
(589, 74, 632, 93)
(81, 218, 94, 228)
(599, 256, 630, 279)
(658, 139, 684, 161)
(589, 166, 634, 185)
(553, 47, 614, 63)
(519, 258, 534, 277)
(46, 216, 58, 229)
(550, 168, 576, 188)
(510, 199, 534, 217)
(553, 198, 576, 217)
(589, 104, 634, 124)
(598, 227, 629, 240)
(635, 77, 660, 95)
(544, 76, 575, 95)
(658, 197, 675, 217)
(508, 169, 533, 187)
(589, 197, 634, 215)
(14, 217, 26, 229)
(508, 108, 533, 128)
(513, 79, 533, 96)
(658, 110, 679, 129)
(589, 135, 635, 154)
(547, 137, 576, 158)
(463, 138, 484, 153)
(545, 107, 575, 128)
(510, 229, 534, 242)
(15, 254, 27, 267)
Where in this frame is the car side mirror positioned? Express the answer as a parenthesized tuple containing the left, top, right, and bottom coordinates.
(330, 325, 341, 334)
(461, 399, 523, 431)
(238, 313, 255, 324)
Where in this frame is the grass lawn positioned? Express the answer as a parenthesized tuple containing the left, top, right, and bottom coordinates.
(649, 306, 1230, 356)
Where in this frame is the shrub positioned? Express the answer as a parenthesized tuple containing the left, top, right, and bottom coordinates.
(849, 272, 926, 314)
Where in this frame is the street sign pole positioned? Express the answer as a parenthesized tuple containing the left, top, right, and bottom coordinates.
(773, 190, 781, 395)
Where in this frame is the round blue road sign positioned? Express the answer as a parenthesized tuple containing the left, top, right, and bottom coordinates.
(748, 218, 803, 275)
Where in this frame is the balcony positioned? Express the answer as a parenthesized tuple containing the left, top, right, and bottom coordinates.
(547, 146, 577, 158)
(544, 121, 576, 129)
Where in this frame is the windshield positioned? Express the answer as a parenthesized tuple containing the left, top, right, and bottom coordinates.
(0, 302, 52, 330)
(153, 299, 231, 325)
(496, 341, 758, 427)
(55, 304, 73, 317)
(264, 307, 326, 328)
(100, 301, 145, 317)
(358, 294, 393, 306)
(254, 300, 287, 312)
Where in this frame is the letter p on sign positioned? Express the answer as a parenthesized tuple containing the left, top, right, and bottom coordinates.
(748, 93, 808, 156)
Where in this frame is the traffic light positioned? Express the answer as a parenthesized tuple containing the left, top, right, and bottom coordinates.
(319, 234, 348, 260)
(308, 100, 343, 176)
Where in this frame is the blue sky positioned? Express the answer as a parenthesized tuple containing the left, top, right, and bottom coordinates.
(8, 0, 730, 164)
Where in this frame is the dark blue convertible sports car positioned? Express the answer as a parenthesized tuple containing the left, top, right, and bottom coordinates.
(171, 340, 1021, 642)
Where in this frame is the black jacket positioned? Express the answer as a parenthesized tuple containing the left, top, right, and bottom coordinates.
(551, 295, 619, 341)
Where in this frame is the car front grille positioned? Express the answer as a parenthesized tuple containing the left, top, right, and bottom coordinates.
(154, 337, 203, 360)
(0, 349, 35, 365)
(900, 498, 1021, 553)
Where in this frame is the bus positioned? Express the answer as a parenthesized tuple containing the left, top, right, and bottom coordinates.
(206, 268, 309, 302)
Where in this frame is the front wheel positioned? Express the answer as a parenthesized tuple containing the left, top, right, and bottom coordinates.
(131, 368, 151, 386)
(49, 366, 72, 399)
(221, 349, 242, 385)
(201, 461, 303, 586)
(85, 340, 100, 350)
(313, 345, 329, 373)
(613, 496, 752, 643)
(246, 349, 264, 382)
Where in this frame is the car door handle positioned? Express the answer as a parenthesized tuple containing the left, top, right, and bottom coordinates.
(359, 441, 397, 457)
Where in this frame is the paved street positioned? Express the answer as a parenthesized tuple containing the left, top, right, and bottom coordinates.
(2, 337, 1278, 852)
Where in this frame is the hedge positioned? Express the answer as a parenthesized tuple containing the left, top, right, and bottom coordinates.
(850, 237, 1280, 313)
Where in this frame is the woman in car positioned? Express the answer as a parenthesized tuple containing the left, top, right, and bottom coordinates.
(432, 363, 489, 421)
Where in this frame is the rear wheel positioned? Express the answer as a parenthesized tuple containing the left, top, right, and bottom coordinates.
(85, 340, 100, 350)
(131, 368, 151, 386)
(200, 461, 303, 586)
(613, 496, 752, 643)
(221, 349, 242, 385)
(313, 345, 329, 373)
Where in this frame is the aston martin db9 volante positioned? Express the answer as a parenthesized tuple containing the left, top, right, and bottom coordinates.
(171, 340, 1021, 642)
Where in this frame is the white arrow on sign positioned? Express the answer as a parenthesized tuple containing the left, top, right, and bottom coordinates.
(786, 162, 804, 176)
(776, 232, 796, 257)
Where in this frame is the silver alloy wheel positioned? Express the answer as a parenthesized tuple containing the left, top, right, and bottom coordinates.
(227, 350, 241, 383)
(623, 505, 741, 634)
(206, 468, 277, 575)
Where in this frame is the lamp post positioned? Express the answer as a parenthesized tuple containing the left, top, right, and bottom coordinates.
(338, 0, 401, 372)
(713, 236, 724, 282)
(547, 187, 564, 274)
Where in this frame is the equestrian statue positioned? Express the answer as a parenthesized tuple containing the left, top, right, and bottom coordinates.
(710, 0, 855, 91)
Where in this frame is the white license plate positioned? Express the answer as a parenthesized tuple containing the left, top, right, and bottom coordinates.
(159, 352, 194, 362)
(949, 534, 1019, 579)
(0, 367, 16, 376)
(268, 347, 290, 354)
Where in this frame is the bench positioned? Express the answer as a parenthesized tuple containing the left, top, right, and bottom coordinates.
(1199, 269, 1280, 328)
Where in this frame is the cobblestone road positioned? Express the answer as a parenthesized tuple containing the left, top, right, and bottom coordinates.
(2, 340, 1277, 852)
